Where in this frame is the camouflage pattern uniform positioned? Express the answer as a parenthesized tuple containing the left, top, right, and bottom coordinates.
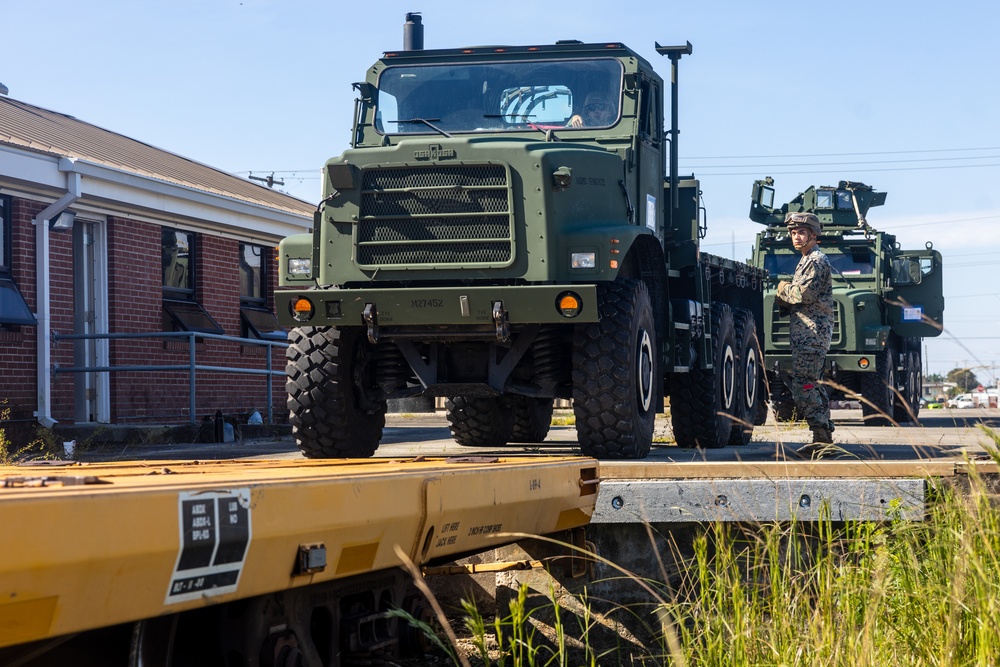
(776, 226, 834, 434)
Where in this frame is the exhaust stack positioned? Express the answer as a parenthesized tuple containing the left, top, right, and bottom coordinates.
(403, 13, 423, 51)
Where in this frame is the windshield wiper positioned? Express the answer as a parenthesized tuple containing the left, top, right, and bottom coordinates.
(483, 114, 556, 139)
(392, 118, 452, 138)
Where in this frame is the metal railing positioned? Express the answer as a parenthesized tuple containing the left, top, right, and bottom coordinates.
(52, 331, 287, 424)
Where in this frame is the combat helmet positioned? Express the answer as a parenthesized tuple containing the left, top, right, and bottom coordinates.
(784, 211, 821, 235)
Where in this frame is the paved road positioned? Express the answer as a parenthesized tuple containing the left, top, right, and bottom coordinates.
(85, 407, 1000, 464)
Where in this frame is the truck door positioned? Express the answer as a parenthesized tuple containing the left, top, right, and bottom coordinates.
(887, 248, 944, 337)
(637, 77, 663, 233)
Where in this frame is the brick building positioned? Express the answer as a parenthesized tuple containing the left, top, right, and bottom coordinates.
(0, 96, 312, 440)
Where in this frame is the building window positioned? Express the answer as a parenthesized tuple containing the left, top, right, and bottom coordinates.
(239, 242, 266, 304)
(162, 228, 194, 297)
(161, 227, 223, 335)
(239, 242, 286, 341)
(0, 195, 36, 327)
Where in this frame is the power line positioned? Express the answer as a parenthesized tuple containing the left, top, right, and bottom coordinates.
(942, 293, 1000, 299)
(684, 146, 1000, 160)
(702, 212, 1000, 250)
(689, 163, 1000, 177)
(237, 170, 319, 177)
(686, 155, 1000, 170)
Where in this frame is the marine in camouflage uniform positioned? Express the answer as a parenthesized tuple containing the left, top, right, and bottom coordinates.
(775, 211, 835, 444)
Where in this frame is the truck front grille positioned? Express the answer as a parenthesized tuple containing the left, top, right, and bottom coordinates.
(357, 164, 514, 268)
(770, 301, 843, 347)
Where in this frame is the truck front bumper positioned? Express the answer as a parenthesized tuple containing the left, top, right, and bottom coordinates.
(765, 353, 879, 375)
(276, 284, 600, 330)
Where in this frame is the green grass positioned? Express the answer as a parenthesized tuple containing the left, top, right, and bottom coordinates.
(406, 425, 1000, 666)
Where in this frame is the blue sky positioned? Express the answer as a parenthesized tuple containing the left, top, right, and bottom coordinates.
(6, 0, 1000, 382)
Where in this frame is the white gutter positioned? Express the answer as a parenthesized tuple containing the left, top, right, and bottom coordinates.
(32, 157, 80, 428)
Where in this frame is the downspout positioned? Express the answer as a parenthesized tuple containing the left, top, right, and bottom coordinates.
(33, 157, 81, 428)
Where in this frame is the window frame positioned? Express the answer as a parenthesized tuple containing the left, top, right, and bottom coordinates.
(0, 194, 10, 271)
(239, 242, 267, 306)
(238, 242, 285, 341)
(0, 195, 37, 328)
(162, 227, 196, 300)
(161, 227, 223, 335)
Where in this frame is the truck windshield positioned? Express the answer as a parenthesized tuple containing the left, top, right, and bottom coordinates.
(763, 249, 875, 277)
(375, 58, 623, 134)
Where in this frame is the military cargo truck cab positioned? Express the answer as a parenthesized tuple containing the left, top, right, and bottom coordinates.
(750, 179, 944, 425)
(276, 35, 765, 459)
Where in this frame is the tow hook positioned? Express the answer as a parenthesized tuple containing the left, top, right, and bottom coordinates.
(492, 302, 510, 343)
(363, 303, 380, 343)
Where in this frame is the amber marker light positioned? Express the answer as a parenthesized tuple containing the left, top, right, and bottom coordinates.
(291, 297, 315, 322)
(858, 357, 870, 369)
(556, 291, 583, 318)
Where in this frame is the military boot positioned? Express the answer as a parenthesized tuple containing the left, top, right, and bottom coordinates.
(810, 425, 834, 444)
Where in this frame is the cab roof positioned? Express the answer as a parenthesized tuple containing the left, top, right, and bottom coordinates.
(381, 41, 651, 68)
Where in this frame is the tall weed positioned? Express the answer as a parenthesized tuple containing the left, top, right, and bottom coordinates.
(412, 432, 1000, 666)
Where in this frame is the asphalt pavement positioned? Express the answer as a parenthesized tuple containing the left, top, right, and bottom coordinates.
(76, 407, 1000, 464)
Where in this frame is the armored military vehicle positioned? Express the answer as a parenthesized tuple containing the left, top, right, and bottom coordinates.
(749, 178, 944, 425)
(275, 26, 766, 459)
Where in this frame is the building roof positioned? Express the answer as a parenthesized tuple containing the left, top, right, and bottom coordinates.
(0, 96, 314, 218)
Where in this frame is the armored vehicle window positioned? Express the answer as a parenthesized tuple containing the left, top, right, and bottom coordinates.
(754, 183, 775, 209)
(639, 78, 661, 142)
(816, 190, 834, 209)
(828, 249, 875, 275)
(892, 257, 923, 285)
(763, 253, 800, 276)
(836, 190, 853, 209)
(375, 58, 623, 134)
(765, 250, 874, 278)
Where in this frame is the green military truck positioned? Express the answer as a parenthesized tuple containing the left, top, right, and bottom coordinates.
(749, 178, 944, 425)
(274, 31, 766, 459)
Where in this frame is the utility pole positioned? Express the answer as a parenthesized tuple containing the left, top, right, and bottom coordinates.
(248, 172, 285, 189)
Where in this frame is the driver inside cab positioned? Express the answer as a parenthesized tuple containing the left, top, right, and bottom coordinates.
(567, 92, 615, 127)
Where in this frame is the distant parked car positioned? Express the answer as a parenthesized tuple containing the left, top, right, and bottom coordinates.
(947, 394, 975, 409)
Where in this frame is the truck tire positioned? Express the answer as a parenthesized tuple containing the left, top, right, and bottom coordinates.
(445, 397, 515, 447)
(509, 397, 554, 443)
(572, 279, 656, 459)
(728, 309, 760, 445)
(670, 302, 738, 448)
(286, 326, 385, 458)
(861, 342, 898, 426)
(752, 388, 770, 426)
